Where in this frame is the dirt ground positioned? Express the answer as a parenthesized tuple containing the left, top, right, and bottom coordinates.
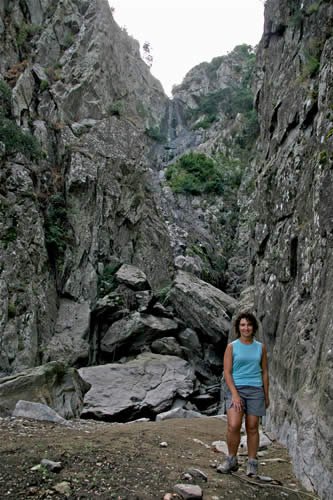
(0, 415, 319, 500)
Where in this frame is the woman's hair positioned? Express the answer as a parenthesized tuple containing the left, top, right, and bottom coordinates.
(234, 311, 259, 338)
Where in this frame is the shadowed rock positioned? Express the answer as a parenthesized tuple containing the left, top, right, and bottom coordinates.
(0, 362, 90, 418)
(79, 353, 195, 421)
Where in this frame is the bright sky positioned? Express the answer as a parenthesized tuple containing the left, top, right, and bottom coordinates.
(109, 0, 265, 96)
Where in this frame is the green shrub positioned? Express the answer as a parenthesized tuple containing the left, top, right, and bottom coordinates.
(98, 263, 122, 296)
(155, 284, 172, 305)
(192, 115, 217, 130)
(235, 109, 260, 150)
(39, 80, 49, 92)
(290, 12, 303, 28)
(302, 54, 320, 78)
(108, 100, 124, 116)
(0, 80, 12, 116)
(318, 151, 328, 164)
(44, 194, 70, 259)
(17, 22, 41, 48)
(2, 226, 17, 248)
(0, 116, 41, 160)
(62, 32, 74, 49)
(306, 2, 322, 15)
(8, 303, 16, 319)
(165, 152, 224, 195)
(145, 126, 165, 142)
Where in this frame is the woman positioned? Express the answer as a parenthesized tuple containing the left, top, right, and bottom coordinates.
(218, 311, 269, 477)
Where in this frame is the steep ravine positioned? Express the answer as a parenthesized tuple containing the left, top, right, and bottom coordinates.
(0, 0, 332, 498)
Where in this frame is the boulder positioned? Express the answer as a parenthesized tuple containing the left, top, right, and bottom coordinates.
(0, 362, 90, 418)
(79, 353, 195, 421)
(115, 264, 150, 291)
(151, 337, 183, 357)
(12, 400, 68, 425)
(169, 271, 236, 343)
(100, 312, 179, 358)
(156, 407, 202, 421)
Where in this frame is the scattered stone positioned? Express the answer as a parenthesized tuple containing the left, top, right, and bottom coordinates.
(182, 472, 193, 481)
(40, 459, 63, 472)
(192, 438, 211, 449)
(239, 431, 272, 453)
(156, 407, 202, 421)
(257, 475, 273, 482)
(186, 468, 208, 482)
(30, 464, 42, 471)
(173, 483, 203, 499)
(160, 441, 168, 447)
(53, 481, 71, 495)
(212, 440, 228, 454)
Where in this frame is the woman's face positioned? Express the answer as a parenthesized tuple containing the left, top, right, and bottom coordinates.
(239, 318, 254, 338)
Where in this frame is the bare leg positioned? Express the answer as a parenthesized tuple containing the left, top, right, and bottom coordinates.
(226, 408, 244, 456)
(245, 415, 260, 458)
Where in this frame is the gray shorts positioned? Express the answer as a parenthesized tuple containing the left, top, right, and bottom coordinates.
(225, 386, 266, 416)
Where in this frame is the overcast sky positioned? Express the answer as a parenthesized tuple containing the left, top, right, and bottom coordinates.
(109, 0, 265, 96)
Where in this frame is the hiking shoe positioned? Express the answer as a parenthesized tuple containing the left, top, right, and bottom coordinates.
(217, 456, 239, 473)
(246, 458, 258, 477)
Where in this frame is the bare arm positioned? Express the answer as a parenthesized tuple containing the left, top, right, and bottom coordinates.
(261, 344, 270, 408)
(223, 343, 243, 412)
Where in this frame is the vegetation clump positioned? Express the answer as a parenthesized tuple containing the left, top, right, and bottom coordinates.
(44, 194, 71, 262)
(165, 152, 223, 195)
(98, 263, 122, 297)
(166, 152, 243, 197)
(0, 80, 41, 160)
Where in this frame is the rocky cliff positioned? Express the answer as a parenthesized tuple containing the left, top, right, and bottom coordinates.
(0, 0, 175, 374)
(242, 0, 333, 497)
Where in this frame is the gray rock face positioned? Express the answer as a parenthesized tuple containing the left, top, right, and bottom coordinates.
(0, 0, 174, 376)
(79, 353, 195, 421)
(0, 362, 90, 418)
(240, 1, 333, 497)
(42, 299, 90, 366)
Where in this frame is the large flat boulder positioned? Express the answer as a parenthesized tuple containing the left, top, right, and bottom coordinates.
(79, 353, 195, 421)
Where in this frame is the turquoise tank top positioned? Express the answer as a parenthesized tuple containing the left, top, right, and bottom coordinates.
(231, 339, 263, 387)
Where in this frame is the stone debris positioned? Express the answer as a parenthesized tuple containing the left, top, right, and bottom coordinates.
(192, 438, 211, 449)
(40, 459, 63, 472)
(53, 481, 72, 495)
(160, 441, 168, 447)
(239, 430, 272, 454)
(185, 468, 208, 482)
(211, 439, 228, 454)
(173, 483, 203, 499)
(257, 475, 274, 482)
